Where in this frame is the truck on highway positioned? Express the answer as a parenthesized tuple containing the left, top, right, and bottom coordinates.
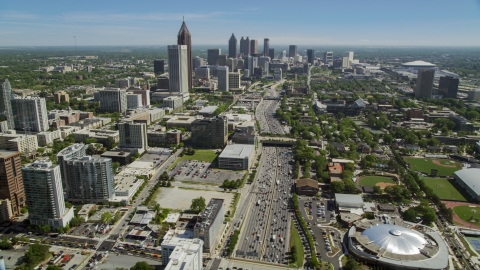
(271, 235, 276, 242)
(257, 200, 261, 206)
(279, 237, 284, 243)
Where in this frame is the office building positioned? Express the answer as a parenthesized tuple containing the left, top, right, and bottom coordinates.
(348, 51, 354, 62)
(0, 150, 25, 216)
(126, 93, 142, 109)
(161, 235, 203, 267)
(54, 91, 70, 104)
(11, 96, 49, 132)
(154, 59, 165, 74)
(157, 76, 170, 90)
(57, 144, 87, 192)
(194, 198, 225, 252)
(258, 56, 270, 71)
(0, 79, 14, 130)
(0, 199, 13, 222)
(192, 56, 204, 70)
(168, 45, 189, 93)
(415, 69, 435, 98)
(98, 88, 127, 114)
(263, 38, 269, 57)
(22, 160, 74, 229)
(219, 144, 255, 170)
(250, 39, 258, 55)
(127, 89, 150, 107)
(177, 20, 192, 90)
(307, 49, 315, 65)
(228, 33, 237, 58)
(240, 36, 250, 56)
(190, 116, 228, 148)
(0, 133, 38, 153)
(342, 57, 350, 68)
(289, 45, 297, 58)
(243, 56, 253, 76)
(269, 48, 275, 60)
(207, 49, 221, 66)
(118, 121, 148, 152)
(64, 156, 115, 203)
(227, 58, 238, 72)
(217, 66, 229, 91)
(195, 66, 210, 79)
(438, 76, 459, 98)
(468, 89, 480, 101)
(115, 78, 130, 89)
(323, 51, 333, 65)
(229, 72, 240, 89)
(163, 96, 184, 110)
(217, 54, 228, 66)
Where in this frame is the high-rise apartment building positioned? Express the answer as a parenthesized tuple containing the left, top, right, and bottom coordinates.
(161, 234, 203, 267)
(217, 66, 229, 91)
(177, 20, 192, 90)
(168, 45, 189, 93)
(190, 116, 228, 148)
(207, 49, 221, 66)
(57, 144, 86, 192)
(22, 160, 74, 229)
(153, 59, 165, 74)
(64, 156, 115, 203)
(415, 69, 435, 99)
(0, 79, 14, 130)
(118, 121, 148, 152)
(439, 76, 459, 98)
(263, 38, 269, 57)
(98, 88, 127, 114)
(0, 150, 25, 216)
(11, 96, 49, 132)
(194, 198, 225, 252)
(228, 33, 237, 58)
(289, 45, 297, 58)
(307, 49, 315, 65)
(250, 39, 258, 55)
(268, 48, 275, 60)
(323, 51, 333, 65)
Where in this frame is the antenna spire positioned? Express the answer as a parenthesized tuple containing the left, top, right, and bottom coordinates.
(183, 16, 184, 22)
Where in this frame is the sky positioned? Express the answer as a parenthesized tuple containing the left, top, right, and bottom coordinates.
(1, 0, 480, 47)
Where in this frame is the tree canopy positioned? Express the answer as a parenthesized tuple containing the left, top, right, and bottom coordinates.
(190, 197, 206, 214)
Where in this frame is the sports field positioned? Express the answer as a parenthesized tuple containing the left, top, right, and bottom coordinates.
(453, 205, 480, 226)
(404, 157, 461, 176)
(421, 177, 467, 201)
(359, 176, 395, 186)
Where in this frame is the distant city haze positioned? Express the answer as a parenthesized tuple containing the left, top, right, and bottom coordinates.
(1, 0, 480, 46)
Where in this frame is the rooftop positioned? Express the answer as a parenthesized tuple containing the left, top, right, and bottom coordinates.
(198, 106, 218, 114)
(402, 60, 436, 67)
(195, 198, 224, 230)
(219, 144, 254, 159)
(454, 168, 480, 195)
(335, 194, 364, 205)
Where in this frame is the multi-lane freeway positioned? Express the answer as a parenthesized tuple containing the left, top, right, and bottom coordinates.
(256, 86, 285, 135)
(235, 146, 294, 264)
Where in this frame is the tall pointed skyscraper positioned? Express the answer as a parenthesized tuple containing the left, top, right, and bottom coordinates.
(228, 33, 237, 58)
(177, 20, 192, 90)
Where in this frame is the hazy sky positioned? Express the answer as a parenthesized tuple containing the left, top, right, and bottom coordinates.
(1, 0, 480, 47)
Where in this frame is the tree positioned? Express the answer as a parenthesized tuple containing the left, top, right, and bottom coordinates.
(403, 208, 418, 222)
(112, 162, 121, 173)
(373, 186, 382, 194)
(383, 134, 393, 144)
(46, 265, 63, 270)
(343, 256, 361, 270)
(101, 212, 113, 224)
(130, 262, 152, 270)
(330, 181, 345, 193)
(190, 197, 206, 214)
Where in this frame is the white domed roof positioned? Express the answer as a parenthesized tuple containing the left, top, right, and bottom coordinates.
(361, 224, 427, 255)
(402, 60, 436, 67)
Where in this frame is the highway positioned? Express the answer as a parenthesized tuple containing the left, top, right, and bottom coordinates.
(255, 86, 285, 135)
(235, 146, 294, 265)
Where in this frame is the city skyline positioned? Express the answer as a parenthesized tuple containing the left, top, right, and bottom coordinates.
(1, 0, 480, 47)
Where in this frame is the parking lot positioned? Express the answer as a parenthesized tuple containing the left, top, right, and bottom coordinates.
(155, 186, 235, 210)
(170, 160, 244, 185)
(298, 196, 334, 224)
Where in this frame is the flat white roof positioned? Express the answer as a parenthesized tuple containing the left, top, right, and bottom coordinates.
(335, 193, 364, 205)
(199, 106, 218, 114)
(455, 168, 480, 196)
(165, 213, 181, 223)
(219, 144, 254, 159)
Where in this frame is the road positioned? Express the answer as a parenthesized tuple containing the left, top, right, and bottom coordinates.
(255, 86, 285, 135)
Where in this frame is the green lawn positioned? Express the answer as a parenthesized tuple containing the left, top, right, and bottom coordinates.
(359, 176, 395, 186)
(169, 149, 219, 170)
(453, 205, 480, 226)
(289, 220, 304, 268)
(421, 177, 467, 201)
(404, 157, 461, 176)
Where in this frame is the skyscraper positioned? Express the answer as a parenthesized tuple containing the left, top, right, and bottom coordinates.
(11, 96, 49, 132)
(190, 116, 228, 148)
(168, 45, 189, 93)
(263, 38, 269, 57)
(307, 49, 315, 65)
(207, 49, 221, 66)
(217, 54, 228, 66)
(439, 76, 459, 98)
(153, 60, 165, 74)
(240, 37, 251, 56)
(250, 39, 258, 55)
(0, 79, 14, 130)
(217, 66, 229, 91)
(177, 20, 192, 90)
(323, 51, 333, 65)
(64, 156, 115, 203)
(118, 121, 148, 152)
(57, 144, 86, 192)
(269, 48, 275, 60)
(228, 33, 237, 58)
(98, 88, 128, 113)
(22, 160, 73, 229)
(243, 56, 253, 77)
(289, 45, 297, 58)
(415, 69, 435, 99)
(0, 150, 25, 216)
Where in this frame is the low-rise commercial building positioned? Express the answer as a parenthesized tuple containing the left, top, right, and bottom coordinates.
(166, 116, 197, 131)
(218, 144, 254, 170)
(0, 133, 38, 153)
(73, 129, 119, 144)
(163, 96, 184, 109)
(295, 178, 319, 196)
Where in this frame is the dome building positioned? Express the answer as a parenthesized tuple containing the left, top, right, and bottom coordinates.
(347, 219, 449, 269)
